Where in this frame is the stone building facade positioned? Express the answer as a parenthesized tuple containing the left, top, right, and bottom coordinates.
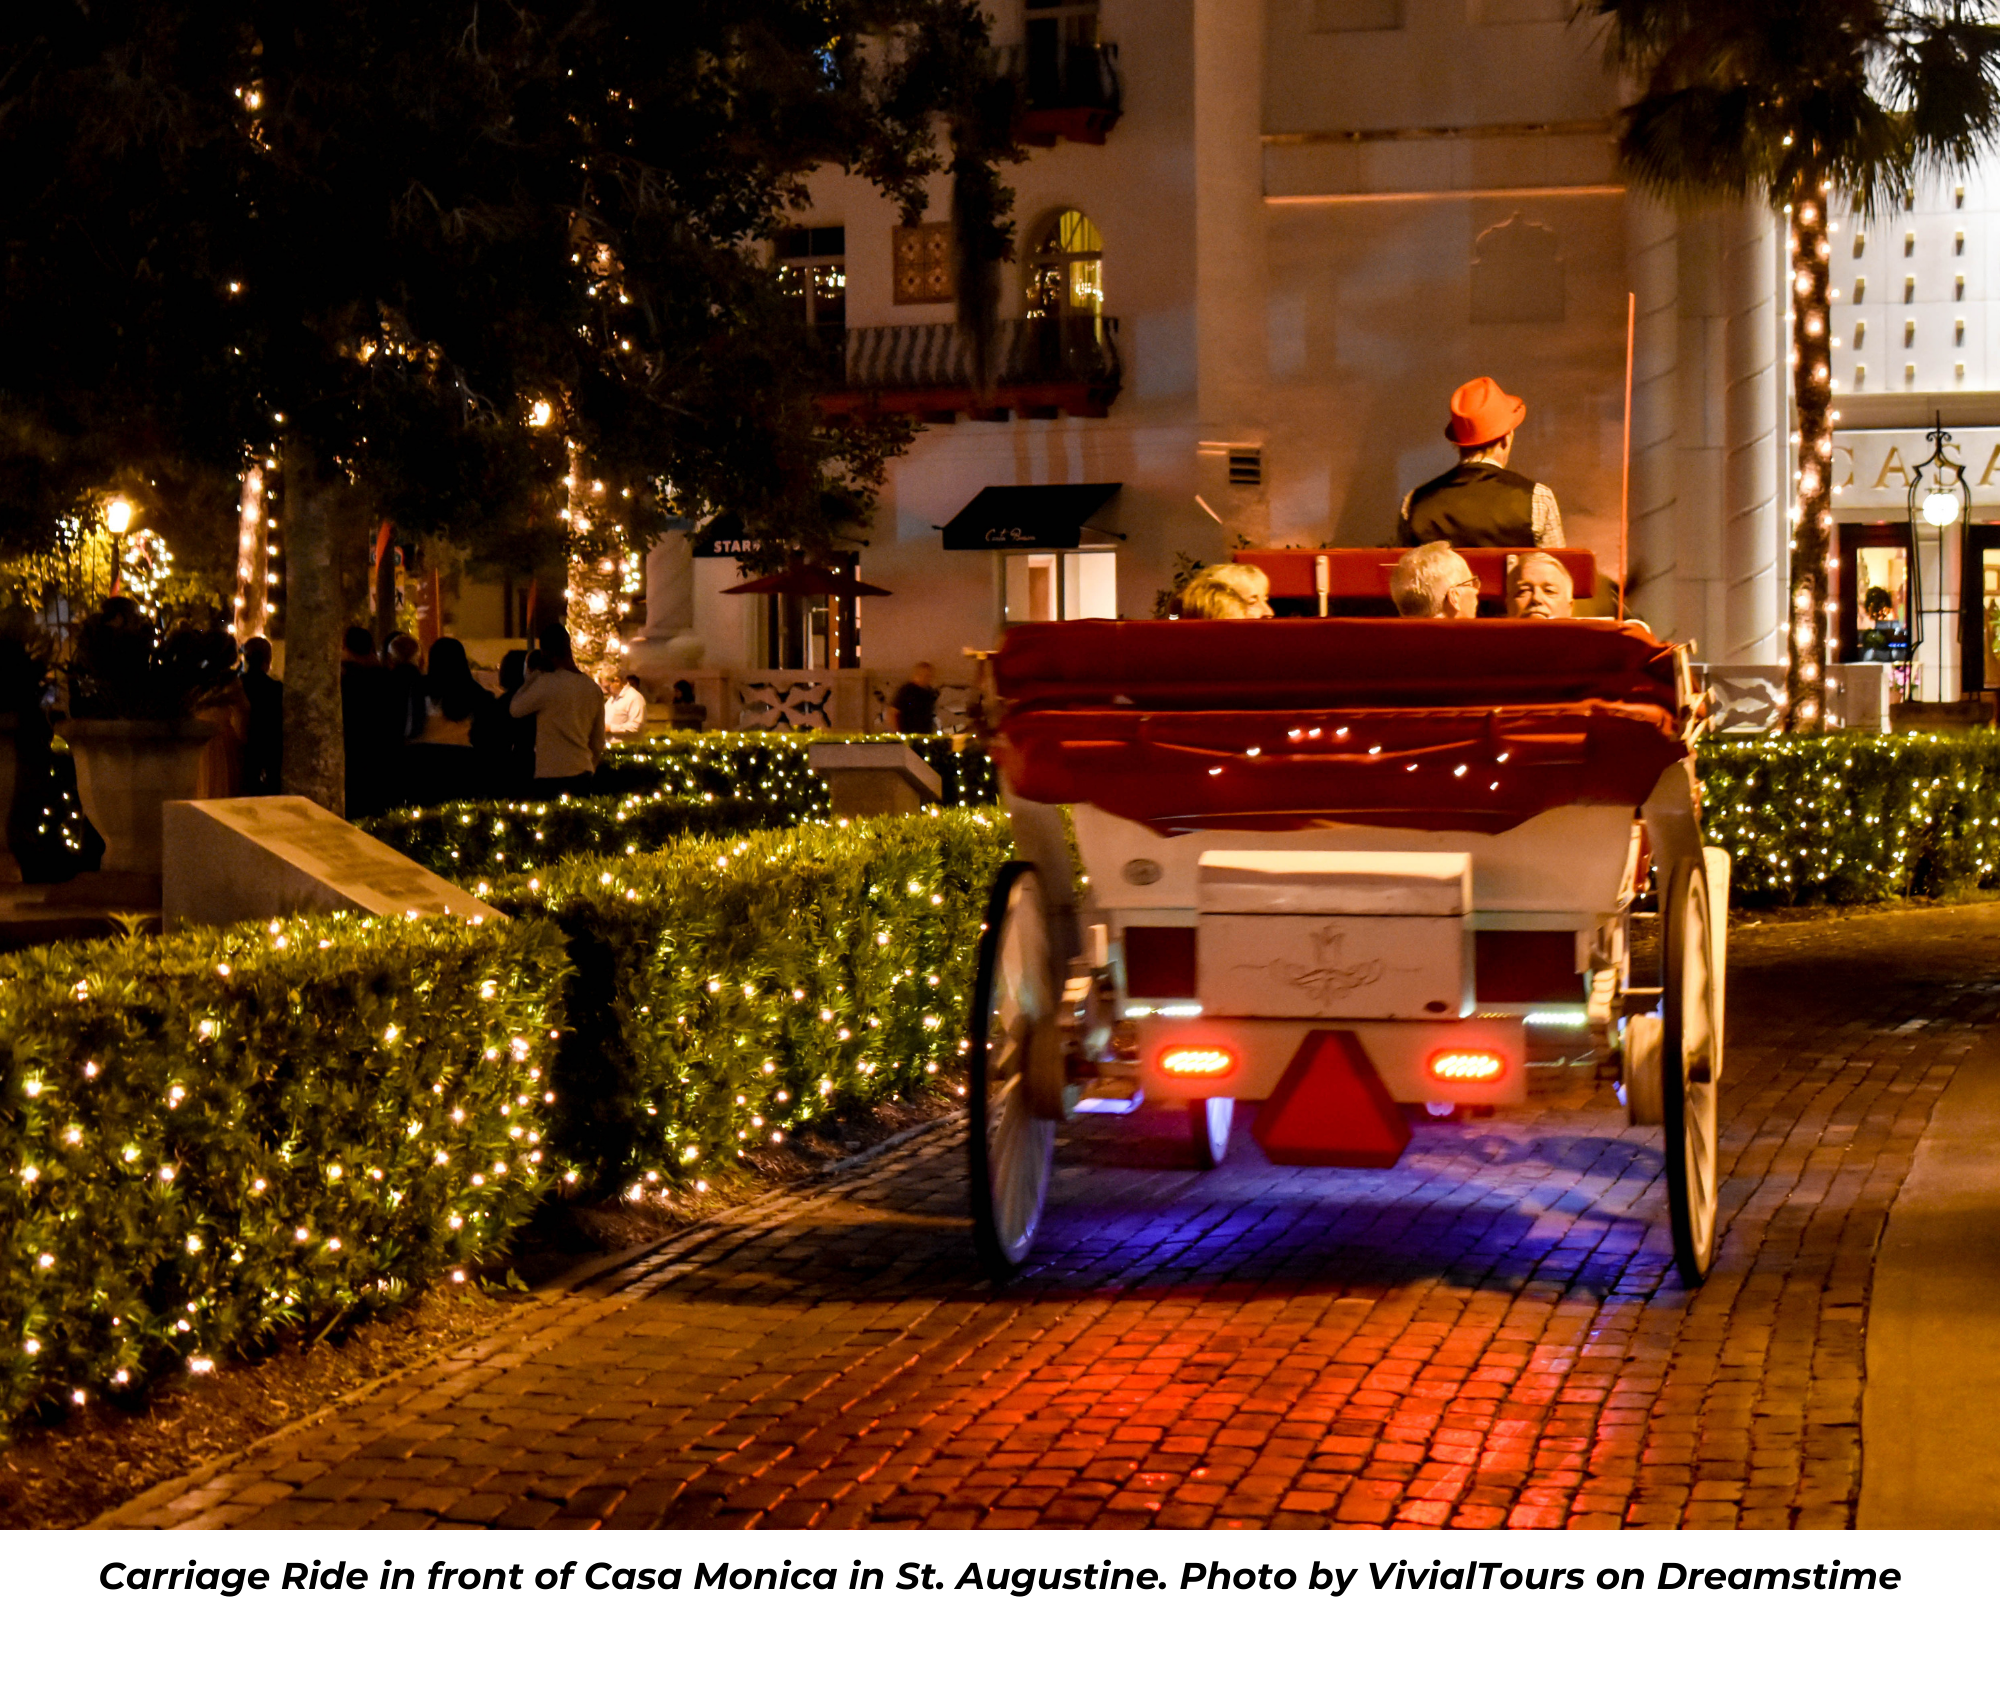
(615, 1, 2000, 722)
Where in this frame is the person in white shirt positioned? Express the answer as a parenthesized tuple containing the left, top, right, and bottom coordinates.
(508, 625, 607, 793)
(604, 672, 648, 738)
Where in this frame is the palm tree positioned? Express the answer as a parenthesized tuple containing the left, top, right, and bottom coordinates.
(1592, 1, 2000, 730)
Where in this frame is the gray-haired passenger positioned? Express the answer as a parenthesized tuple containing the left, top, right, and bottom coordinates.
(1389, 541, 1479, 620)
(1506, 551, 1574, 620)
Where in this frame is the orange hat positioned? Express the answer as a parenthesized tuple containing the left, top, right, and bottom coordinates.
(1445, 376, 1527, 446)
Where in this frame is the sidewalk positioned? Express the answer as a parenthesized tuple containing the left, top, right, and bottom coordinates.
(95, 902, 2000, 1531)
(1862, 1017, 2000, 1526)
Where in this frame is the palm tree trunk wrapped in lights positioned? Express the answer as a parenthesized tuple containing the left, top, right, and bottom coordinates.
(1790, 185, 1836, 729)
(1592, 0, 2000, 732)
(562, 441, 635, 687)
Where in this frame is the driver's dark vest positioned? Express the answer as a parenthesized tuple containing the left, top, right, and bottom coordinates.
(1398, 461, 1537, 547)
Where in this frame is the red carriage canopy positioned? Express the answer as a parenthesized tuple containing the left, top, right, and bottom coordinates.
(991, 618, 1691, 835)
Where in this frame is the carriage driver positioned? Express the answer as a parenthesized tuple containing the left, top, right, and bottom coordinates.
(1396, 376, 1565, 550)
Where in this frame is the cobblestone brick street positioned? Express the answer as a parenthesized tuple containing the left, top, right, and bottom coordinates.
(103, 905, 2000, 1532)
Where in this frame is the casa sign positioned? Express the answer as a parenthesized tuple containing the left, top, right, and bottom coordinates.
(1832, 430, 2000, 508)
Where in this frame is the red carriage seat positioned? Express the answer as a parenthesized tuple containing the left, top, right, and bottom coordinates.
(991, 618, 1692, 836)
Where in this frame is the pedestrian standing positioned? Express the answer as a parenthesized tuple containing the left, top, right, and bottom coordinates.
(491, 649, 536, 794)
(383, 630, 426, 740)
(889, 661, 941, 733)
(508, 624, 606, 795)
(340, 625, 390, 816)
(604, 672, 648, 738)
(241, 635, 283, 794)
(192, 629, 250, 799)
(404, 636, 495, 804)
(669, 678, 707, 730)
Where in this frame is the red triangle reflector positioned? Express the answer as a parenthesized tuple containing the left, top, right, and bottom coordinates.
(1252, 1030, 1411, 1168)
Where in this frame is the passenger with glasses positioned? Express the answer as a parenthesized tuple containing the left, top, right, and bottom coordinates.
(1389, 541, 1481, 620)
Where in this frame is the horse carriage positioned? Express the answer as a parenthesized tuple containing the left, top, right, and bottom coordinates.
(965, 590, 1728, 1288)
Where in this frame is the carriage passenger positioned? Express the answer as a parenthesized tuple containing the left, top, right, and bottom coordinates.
(1175, 562, 1274, 620)
(1505, 550, 1575, 619)
(1389, 541, 1480, 620)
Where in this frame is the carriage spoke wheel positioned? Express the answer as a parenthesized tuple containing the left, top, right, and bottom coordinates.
(968, 862, 1060, 1280)
(1662, 856, 1721, 1286)
(1189, 1099, 1233, 1169)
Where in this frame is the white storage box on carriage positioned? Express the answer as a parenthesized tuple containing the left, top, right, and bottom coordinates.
(1195, 849, 1474, 1022)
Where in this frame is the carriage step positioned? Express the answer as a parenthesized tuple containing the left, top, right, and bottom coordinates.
(1074, 1078, 1145, 1115)
(1251, 1030, 1411, 1168)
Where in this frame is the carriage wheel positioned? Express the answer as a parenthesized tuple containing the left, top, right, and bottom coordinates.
(1662, 856, 1722, 1286)
(968, 862, 1061, 1280)
(1189, 1098, 1233, 1169)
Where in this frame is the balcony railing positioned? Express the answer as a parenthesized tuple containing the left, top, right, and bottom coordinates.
(996, 40, 1122, 145)
(818, 317, 1123, 421)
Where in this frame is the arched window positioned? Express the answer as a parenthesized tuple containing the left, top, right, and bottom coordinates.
(1025, 210, 1103, 319)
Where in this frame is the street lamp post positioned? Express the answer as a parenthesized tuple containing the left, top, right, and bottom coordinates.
(1905, 416, 1971, 705)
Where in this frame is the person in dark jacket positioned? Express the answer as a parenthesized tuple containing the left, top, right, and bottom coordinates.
(1395, 376, 1565, 550)
(340, 625, 401, 818)
(491, 649, 536, 794)
(889, 662, 941, 733)
(241, 635, 283, 793)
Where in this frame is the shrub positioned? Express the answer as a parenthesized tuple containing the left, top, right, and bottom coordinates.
(604, 728, 998, 808)
(490, 809, 1013, 1184)
(367, 792, 819, 882)
(367, 731, 999, 878)
(1699, 731, 2000, 905)
(0, 911, 566, 1430)
(590, 730, 830, 802)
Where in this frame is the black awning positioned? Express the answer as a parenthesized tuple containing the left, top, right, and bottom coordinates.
(690, 512, 756, 556)
(940, 483, 1121, 551)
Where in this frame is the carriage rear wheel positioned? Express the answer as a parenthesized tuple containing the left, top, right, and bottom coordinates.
(1662, 856, 1721, 1286)
(968, 862, 1061, 1280)
(1189, 1098, 1233, 1169)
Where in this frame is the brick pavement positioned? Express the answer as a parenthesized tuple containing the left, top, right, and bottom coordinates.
(99, 904, 2000, 1531)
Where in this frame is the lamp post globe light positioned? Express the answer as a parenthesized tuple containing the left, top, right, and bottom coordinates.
(1922, 487, 1963, 529)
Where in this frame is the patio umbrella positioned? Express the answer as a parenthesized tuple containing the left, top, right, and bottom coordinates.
(721, 562, 891, 597)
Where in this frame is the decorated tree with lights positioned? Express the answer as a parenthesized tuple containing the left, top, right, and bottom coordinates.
(0, 1, 1015, 809)
(1594, 0, 2000, 732)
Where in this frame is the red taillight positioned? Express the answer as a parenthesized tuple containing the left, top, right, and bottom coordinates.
(1160, 1045, 1237, 1080)
(1427, 1048, 1507, 1084)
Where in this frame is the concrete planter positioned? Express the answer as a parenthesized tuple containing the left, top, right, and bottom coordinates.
(1890, 698, 1997, 733)
(65, 718, 219, 877)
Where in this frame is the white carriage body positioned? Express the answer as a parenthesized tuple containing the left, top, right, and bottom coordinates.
(969, 614, 1729, 1283)
(1069, 799, 1644, 1110)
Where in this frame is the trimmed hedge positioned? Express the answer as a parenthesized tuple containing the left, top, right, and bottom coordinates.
(1699, 731, 2000, 905)
(0, 911, 566, 1430)
(0, 807, 1013, 1429)
(367, 792, 817, 882)
(365, 731, 997, 879)
(490, 809, 1012, 1184)
(603, 729, 998, 807)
